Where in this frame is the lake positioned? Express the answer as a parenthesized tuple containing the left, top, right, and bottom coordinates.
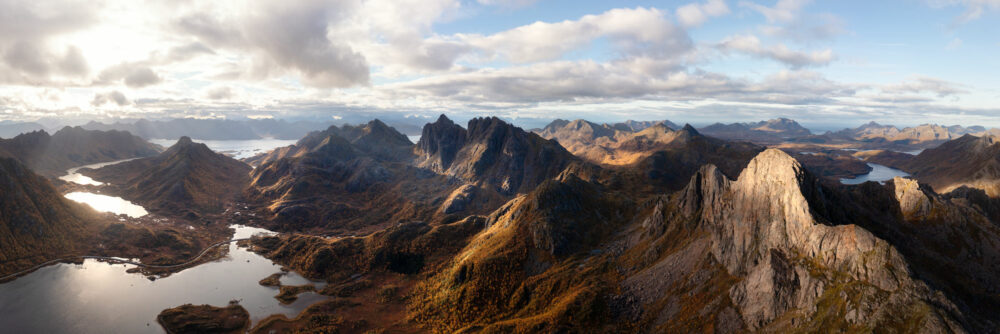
(60, 159, 150, 218)
(840, 163, 910, 185)
(149, 138, 298, 160)
(65, 192, 148, 218)
(0, 225, 327, 334)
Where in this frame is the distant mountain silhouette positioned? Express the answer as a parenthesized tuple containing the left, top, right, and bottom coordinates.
(0, 127, 160, 177)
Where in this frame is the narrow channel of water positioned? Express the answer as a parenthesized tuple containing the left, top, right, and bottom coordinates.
(840, 163, 910, 185)
(0, 225, 326, 334)
(58, 158, 140, 186)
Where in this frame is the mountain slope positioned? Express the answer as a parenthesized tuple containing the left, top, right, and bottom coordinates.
(898, 134, 1000, 196)
(405, 149, 991, 332)
(0, 127, 160, 177)
(0, 157, 100, 275)
(83, 137, 251, 217)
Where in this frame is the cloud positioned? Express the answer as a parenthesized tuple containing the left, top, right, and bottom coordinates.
(0, 0, 95, 84)
(716, 34, 834, 68)
(91, 91, 130, 106)
(740, 0, 844, 42)
(677, 0, 731, 27)
(740, 0, 810, 23)
(205, 86, 233, 100)
(96, 63, 163, 88)
(173, 0, 370, 87)
(476, 0, 539, 8)
(462, 7, 693, 63)
(928, 0, 1000, 25)
(882, 76, 969, 97)
(946, 37, 963, 50)
(123, 67, 162, 88)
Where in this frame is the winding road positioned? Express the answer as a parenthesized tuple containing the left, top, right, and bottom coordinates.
(0, 237, 251, 283)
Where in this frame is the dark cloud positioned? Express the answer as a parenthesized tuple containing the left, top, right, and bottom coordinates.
(96, 63, 163, 88)
(205, 86, 233, 100)
(124, 67, 162, 88)
(92, 91, 130, 106)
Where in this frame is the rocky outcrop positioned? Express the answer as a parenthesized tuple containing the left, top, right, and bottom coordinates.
(157, 303, 249, 334)
(689, 150, 938, 329)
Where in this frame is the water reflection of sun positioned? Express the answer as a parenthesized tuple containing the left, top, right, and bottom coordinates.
(64, 192, 148, 218)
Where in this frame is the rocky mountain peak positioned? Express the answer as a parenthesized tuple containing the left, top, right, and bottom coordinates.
(736, 148, 804, 186)
(354, 119, 413, 149)
(680, 123, 699, 135)
(416, 115, 468, 170)
(176, 136, 193, 145)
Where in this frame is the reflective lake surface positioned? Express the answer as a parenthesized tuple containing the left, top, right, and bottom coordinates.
(840, 163, 910, 185)
(59, 158, 139, 186)
(149, 138, 297, 160)
(60, 159, 151, 218)
(65, 192, 148, 218)
(0, 225, 327, 334)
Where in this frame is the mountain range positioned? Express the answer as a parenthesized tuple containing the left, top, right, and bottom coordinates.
(3, 114, 1000, 332)
(0, 127, 161, 177)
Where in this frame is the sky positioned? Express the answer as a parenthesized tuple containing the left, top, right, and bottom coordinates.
(0, 0, 997, 129)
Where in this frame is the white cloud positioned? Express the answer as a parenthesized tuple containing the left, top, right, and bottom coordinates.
(717, 34, 835, 68)
(946, 37, 963, 50)
(461, 7, 692, 63)
(740, 0, 843, 42)
(677, 0, 731, 27)
(740, 0, 810, 23)
(928, 0, 1000, 25)
(882, 76, 969, 97)
(476, 0, 539, 8)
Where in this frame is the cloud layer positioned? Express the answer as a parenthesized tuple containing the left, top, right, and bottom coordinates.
(0, 0, 993, 127)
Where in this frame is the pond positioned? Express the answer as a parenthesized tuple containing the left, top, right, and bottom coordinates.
(0, 225, 327, 334)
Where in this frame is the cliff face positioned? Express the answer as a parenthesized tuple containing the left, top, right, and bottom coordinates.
(418, 116, 579, 196)
(0, 127, 160, 177)
(671, 149, 955, 330)
(83, 137, 251, 218)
